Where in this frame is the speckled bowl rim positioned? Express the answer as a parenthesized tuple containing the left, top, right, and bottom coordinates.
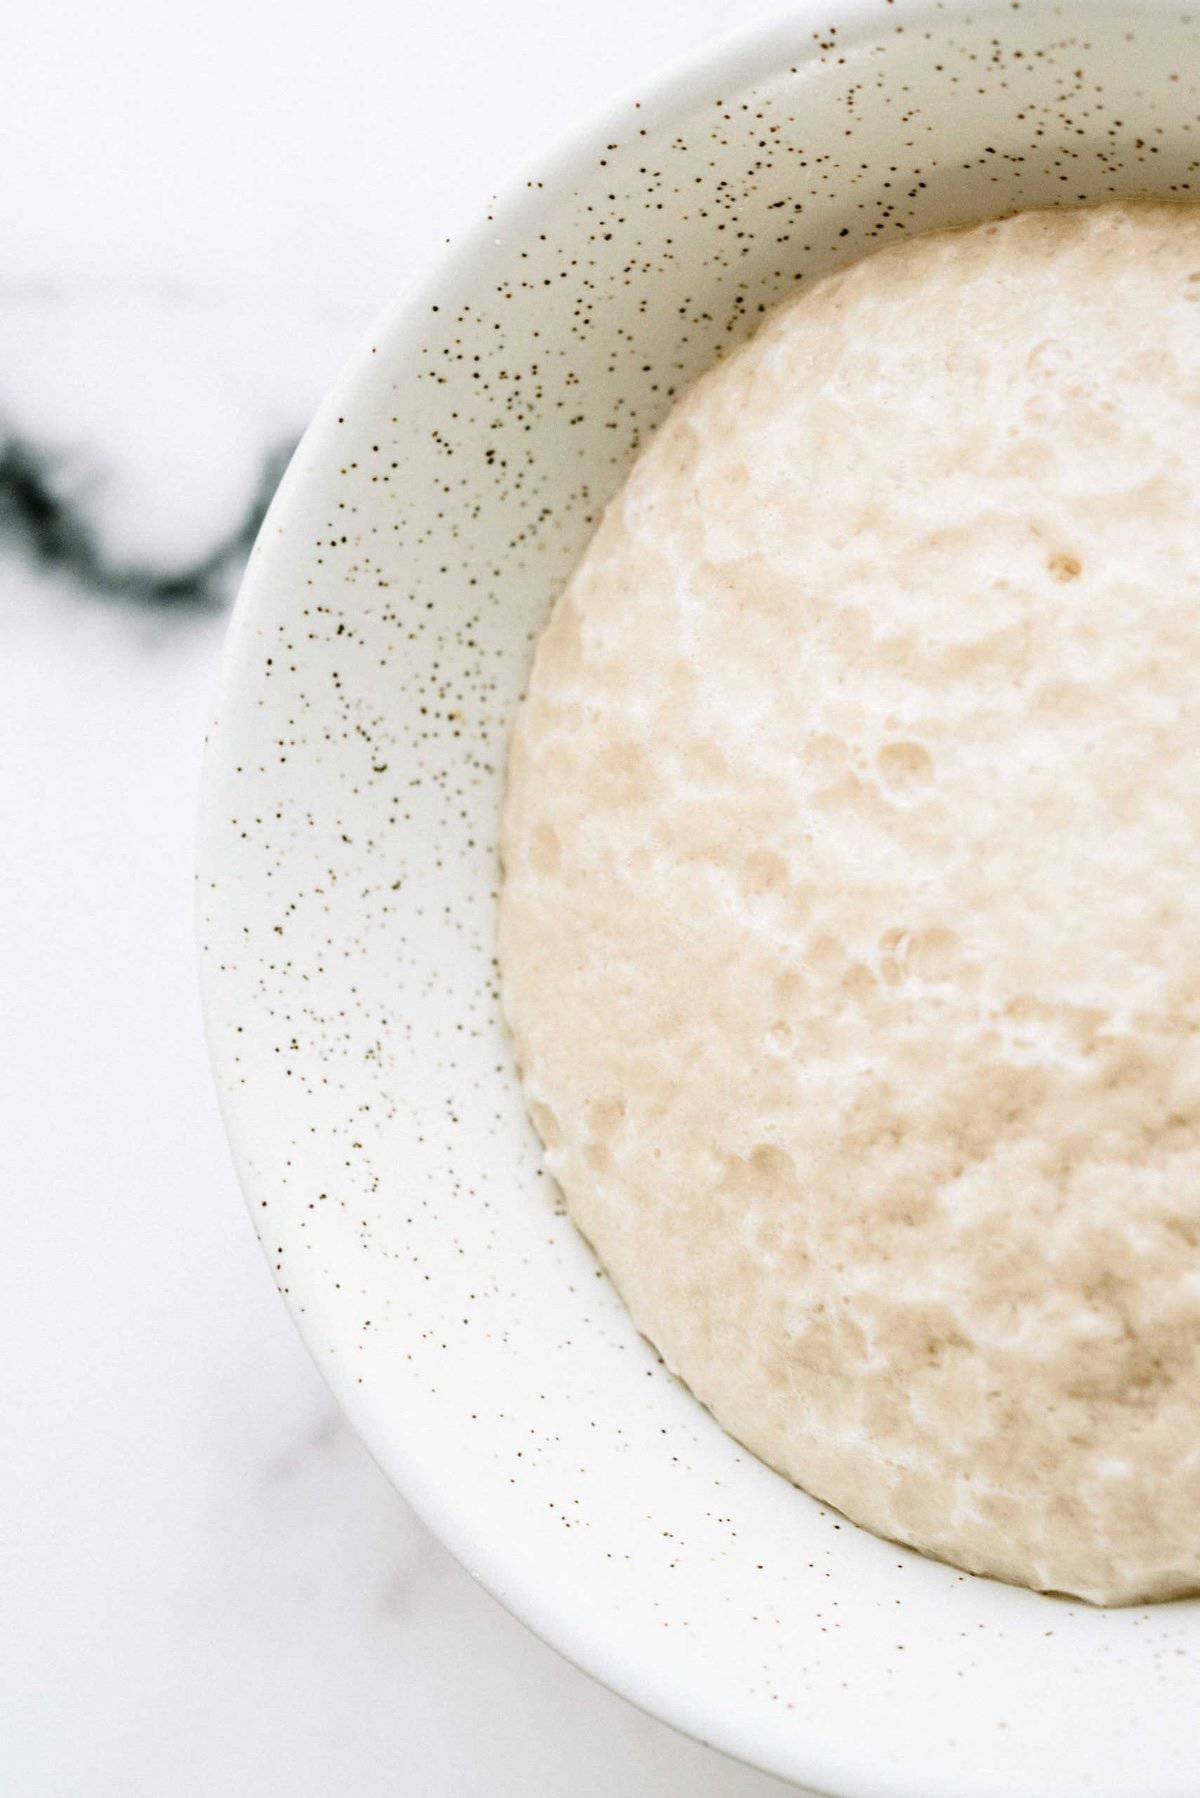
(202, 13, 870, 1788)
(198, 4, 1197, 1794)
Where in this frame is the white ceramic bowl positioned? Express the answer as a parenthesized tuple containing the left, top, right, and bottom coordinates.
(198, 5, 1200, 1791)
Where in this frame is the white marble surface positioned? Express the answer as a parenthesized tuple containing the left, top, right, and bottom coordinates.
(2, 1, 800, 1792)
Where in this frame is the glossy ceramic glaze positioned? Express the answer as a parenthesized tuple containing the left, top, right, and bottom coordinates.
(198, 5, 1200, 1790)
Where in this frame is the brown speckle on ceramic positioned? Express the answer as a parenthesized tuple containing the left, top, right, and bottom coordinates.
(198, 6, 1200, 1794)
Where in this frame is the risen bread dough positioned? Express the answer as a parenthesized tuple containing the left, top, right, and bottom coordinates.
(498, 202, 1200, 1604)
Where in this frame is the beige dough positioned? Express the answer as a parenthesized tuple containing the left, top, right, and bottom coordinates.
(498, 202, 1200, 1604)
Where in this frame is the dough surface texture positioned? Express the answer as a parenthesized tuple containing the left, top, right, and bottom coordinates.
(499, 203, 1200, 1604)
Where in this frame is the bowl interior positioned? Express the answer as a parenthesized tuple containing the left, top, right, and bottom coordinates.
(198, 5, 1200, 1792)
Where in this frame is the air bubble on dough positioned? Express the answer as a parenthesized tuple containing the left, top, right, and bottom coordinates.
(498, 202, 1200, 1606)
(876, 740, 935, 792)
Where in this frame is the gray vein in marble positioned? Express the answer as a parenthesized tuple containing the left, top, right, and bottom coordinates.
(0, 432, 289, 606)
(0, 279, 356, 606)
